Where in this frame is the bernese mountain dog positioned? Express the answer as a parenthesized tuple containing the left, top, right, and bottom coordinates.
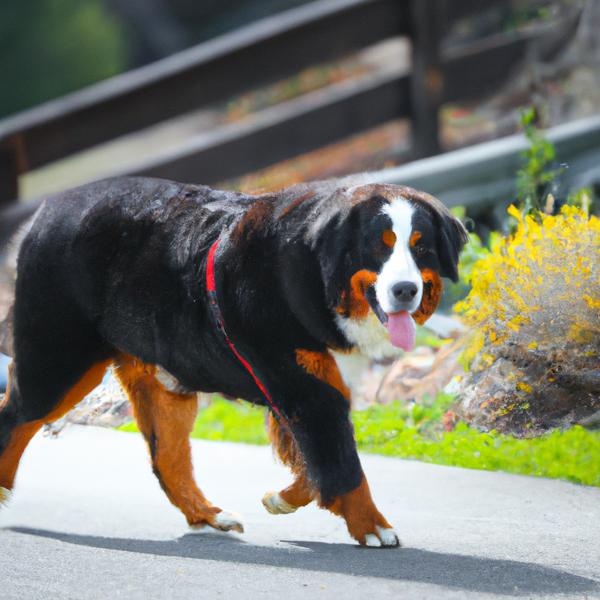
(0, 176, 467, 547)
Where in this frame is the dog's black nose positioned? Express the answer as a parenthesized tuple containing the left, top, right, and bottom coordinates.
(391, 281, 418, 302)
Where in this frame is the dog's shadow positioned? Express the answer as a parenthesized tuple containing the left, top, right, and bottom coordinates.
(8, 526, 598, 596)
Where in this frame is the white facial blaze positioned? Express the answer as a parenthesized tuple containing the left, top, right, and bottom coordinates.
(375, 199, 422, 314)
(334, 195, 424, 360)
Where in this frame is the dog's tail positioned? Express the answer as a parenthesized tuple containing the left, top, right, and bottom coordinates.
(0, 199, 44, 357)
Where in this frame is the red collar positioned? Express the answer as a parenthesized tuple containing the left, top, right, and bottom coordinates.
(206, 239, 284, 421)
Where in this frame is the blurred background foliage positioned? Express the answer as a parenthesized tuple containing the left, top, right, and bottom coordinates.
(1, 0, 580, 120)
(0, 0, 310, 119)
(0, 1, 126, 117)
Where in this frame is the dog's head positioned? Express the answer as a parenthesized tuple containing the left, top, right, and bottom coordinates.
(311, 183, 468, 358)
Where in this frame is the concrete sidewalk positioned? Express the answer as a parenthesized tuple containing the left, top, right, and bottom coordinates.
(1, 426, 599, 599)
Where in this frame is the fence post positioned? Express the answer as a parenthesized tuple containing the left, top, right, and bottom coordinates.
(409, 0, 445, 158)
(0, 140, 20, 208)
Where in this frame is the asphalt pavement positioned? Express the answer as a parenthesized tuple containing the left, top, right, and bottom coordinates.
(1, 426, 599, 599)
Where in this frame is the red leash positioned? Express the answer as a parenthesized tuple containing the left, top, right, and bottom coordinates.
(206, 239, 284, 421)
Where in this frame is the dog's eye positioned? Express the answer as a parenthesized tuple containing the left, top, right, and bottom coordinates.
(413, 244, 428, 257)
(381, 229, 396, 248)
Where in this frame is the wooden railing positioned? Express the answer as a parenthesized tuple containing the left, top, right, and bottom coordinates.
(0, 0, 581, 206)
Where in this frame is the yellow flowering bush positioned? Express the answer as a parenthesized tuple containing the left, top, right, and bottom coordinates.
(457, 204, 600, 358)
(454, 204, 600, 436)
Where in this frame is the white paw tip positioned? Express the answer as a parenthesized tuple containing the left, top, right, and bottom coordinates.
(376, 525, 401, 547)
(214, 510, 244, 533)
(262, 491, 298, 515)
(0, 486, 11, 507)
(364, 533, 381, 547)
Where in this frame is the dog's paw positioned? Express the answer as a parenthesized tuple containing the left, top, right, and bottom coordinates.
(212, 510, 245, 533)
(0, 486, 11, 507)
(262, 491, 298, 515)
(363, 526, 401, 548)
(189, 508, 245, 534)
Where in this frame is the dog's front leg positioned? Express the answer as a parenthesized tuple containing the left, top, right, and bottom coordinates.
(267, 350, 399, 547)
(320, 475, 399, 548)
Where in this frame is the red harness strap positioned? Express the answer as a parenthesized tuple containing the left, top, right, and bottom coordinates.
(206, 239, 284, 421)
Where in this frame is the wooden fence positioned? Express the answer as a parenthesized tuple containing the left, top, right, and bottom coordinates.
(0, 0, 581, 207)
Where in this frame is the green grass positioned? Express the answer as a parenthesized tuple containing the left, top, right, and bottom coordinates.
(120, 396, 600, 487)
(353, 403, 600, 487)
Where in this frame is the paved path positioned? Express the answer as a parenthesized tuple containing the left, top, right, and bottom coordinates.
(1, 426, 599, 599)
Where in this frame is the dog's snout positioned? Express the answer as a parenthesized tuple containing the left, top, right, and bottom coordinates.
(391, 281, 418, 302)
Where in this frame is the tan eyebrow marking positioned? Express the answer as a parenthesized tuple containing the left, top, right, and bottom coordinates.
(381, 229, 396, 248)
(409, 231, 422, 247)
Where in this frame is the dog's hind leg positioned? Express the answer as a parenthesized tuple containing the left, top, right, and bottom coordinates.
(262, 414, 314, 514)
(0, 358, 111, 503)
(114, 355, 243, 533)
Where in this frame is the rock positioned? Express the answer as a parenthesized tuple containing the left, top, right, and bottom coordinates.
(357, 340, 464, 407)
(43, 369, 132, 436)
(456, 341, 600, 437)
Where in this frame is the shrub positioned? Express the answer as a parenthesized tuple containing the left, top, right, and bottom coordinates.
(456, 204, 599, 355)
(454, 204, 600, 434)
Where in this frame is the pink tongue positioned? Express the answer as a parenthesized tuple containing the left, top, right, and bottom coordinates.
(385, 311, 416, 351)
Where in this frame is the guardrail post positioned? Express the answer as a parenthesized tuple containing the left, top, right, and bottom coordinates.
(410, 0, 445, 158)
(0, 140, 20, 208)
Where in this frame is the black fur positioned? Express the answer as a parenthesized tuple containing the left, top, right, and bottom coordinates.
(0, 176, 466, 504)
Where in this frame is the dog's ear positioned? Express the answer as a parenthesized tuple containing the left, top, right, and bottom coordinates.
(401, 187, 468, 282)
(314, 197, 387, 307)
(315, 214, 352, 308)
(437, 210, 468, 282)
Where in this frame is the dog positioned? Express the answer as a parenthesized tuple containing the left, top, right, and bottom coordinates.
(0, 176, 467, 546)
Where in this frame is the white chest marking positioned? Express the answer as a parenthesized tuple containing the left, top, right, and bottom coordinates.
(334, 311, 403, 360)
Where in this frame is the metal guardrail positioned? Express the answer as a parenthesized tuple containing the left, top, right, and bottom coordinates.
(2, 113, 599, 244)
(377, 114, 600, 215)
